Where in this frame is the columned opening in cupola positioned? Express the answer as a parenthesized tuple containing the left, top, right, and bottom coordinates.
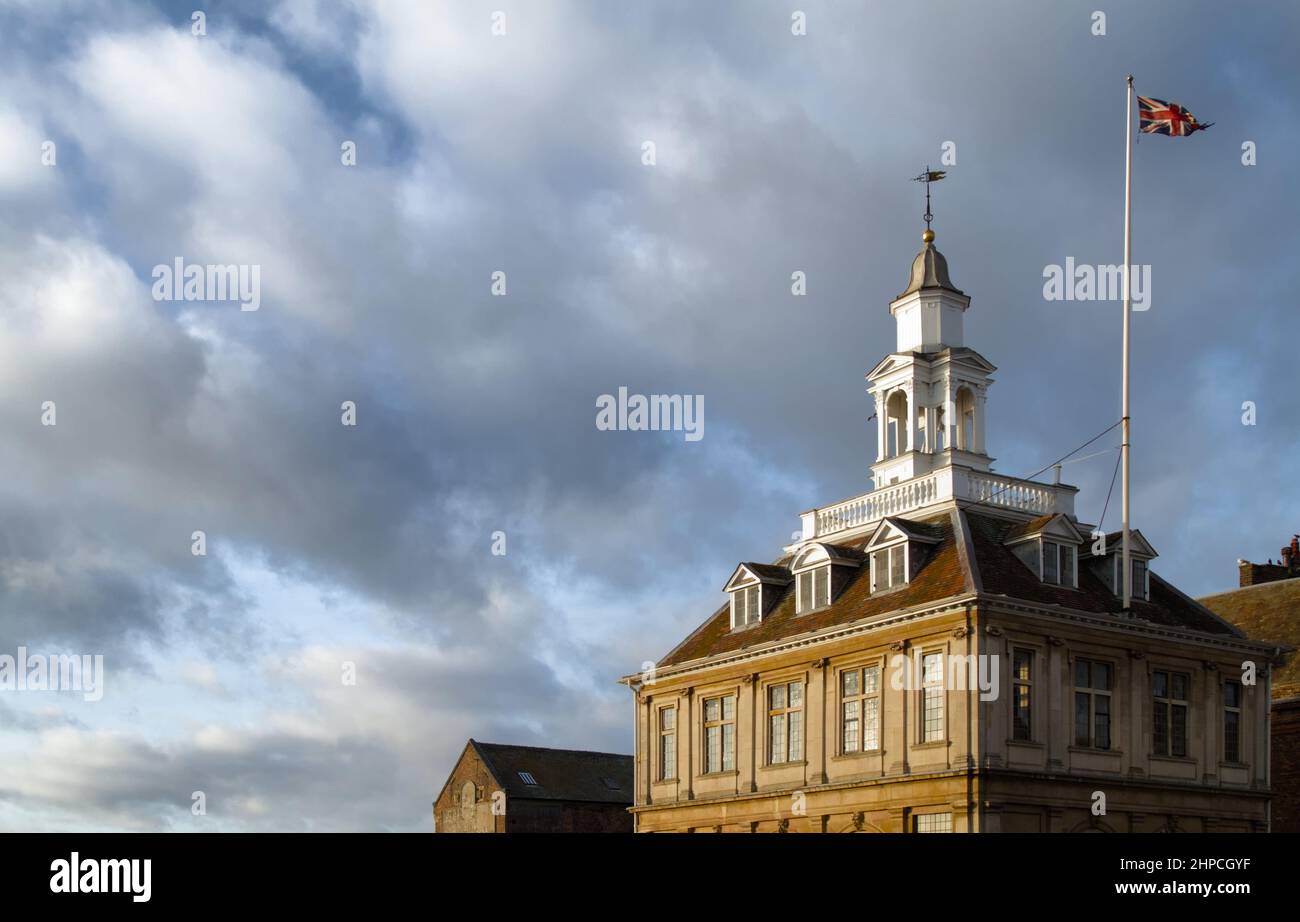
(885, 390, 909, 458)
(955, 386, 976, 452)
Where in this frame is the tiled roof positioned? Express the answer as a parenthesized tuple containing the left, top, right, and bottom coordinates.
(1000, 513, 1058, 543)
(1199, 578, 1300, 698)
(471, 741, 632, 804)
(660, 510, 969, 667)
(657, 507, 1243, 669)
(969, 514, 1238, 636)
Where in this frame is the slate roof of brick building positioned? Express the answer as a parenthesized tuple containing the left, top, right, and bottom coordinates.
(658, 507, 1245, 669)
(1200, 578, 1300, 698)
(470, 741, 632, 804)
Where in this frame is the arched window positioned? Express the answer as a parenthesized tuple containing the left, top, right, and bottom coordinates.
(955, 386, 976, 452)
(885, 390, 909, 458)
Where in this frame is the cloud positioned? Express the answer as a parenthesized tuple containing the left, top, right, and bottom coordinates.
(0, 0, 1296, 830)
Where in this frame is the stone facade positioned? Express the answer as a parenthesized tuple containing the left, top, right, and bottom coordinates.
(629, 599, 1271, 833)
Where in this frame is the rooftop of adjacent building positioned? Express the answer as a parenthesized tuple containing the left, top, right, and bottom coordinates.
(441, 740, 633, 805)
(1200, 534, 1300, 698)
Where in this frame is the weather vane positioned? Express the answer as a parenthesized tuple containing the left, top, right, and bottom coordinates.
(911, 166, 947, 234)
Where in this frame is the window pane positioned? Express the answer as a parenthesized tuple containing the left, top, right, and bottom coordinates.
(1094, 695, 1111, 750)
(1133, 560, 1147, 598)
(1093, 662, 1111, 691)
(1153, 701, 1168, 755)
(1061, 546, 1075, 585)
(1171, 704, 1187, 757)
(815, 566, 829, 607)
(863, 698, 880, 750)
(1225, 681, 1240, 708)
(789, 711, 803, 761)
(770, 714, 786, 764)
(1013, 649, 1032, 682)
(722, 695, 735, 721)
(1074, 660, 1088, 688)
(863, 665, 880, 694)
(1153, 671, 1167, 699)
(1074, 692, 1090, 746)
(1043, 542, 1059, 583)
(891, 545, 905, 586)
(1225, 711, 1240, 763)
(1172, 673, 1187, 701)
(923, 653, 943, 686)
(923, 654, 944, 741)
(722, 723, 735, 771)
(915, 813, 952, 833)
(770, 684, 786, 709)
(704, 698, 719, 722)
(661, 707, 675, 731)
(706, 725, 720, 772)
(1013, 685, 1031, 741)
(798, 572, 810, 612)
(842, 669, 859, 697)
(842, 701, 860, 751)
(790, 681, 803, 707)
(872, 551, 887, 588)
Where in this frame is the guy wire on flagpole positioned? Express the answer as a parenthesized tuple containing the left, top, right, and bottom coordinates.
(1121, 74, 1134, 611)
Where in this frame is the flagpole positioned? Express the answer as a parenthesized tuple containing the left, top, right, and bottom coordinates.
(1121, 74, 1134, 611)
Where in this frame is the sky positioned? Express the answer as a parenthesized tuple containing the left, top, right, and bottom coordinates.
(0, 0, 1296, 831)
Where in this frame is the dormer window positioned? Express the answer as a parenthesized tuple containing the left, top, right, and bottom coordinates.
(1042, 541, 1076, 587)
(797, 567, 830, 612)
(723, 563, 792, 630)
(1081, 529, 1157, 602)
(1132, 558, 1149, 600)
(871, 544, 906, 592)
(1105, 553, 1150, 601)
(733, 583, 762, 626)
(1004, 514, 1083, 589)
(790, 543, 862, 614)
(864, 518, 940, 594)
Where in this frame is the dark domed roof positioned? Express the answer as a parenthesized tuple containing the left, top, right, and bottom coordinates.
(898, 231, 963, 298)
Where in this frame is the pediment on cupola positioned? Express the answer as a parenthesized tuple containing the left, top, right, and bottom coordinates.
(866, 353, 915, 380)
(942, 348, 997, 374)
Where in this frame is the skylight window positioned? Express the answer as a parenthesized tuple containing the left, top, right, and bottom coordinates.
(517, 771, 537, 785)
(601, 777, 621, 790)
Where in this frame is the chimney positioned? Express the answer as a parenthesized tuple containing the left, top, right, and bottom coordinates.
(1239, 532, 1300, 586)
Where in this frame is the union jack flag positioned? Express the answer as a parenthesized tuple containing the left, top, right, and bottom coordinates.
(1138, 95, 1213, 136)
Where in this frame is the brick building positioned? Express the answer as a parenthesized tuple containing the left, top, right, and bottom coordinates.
(434, 740, 633, 832)
(1201, 537, 1300, 832)
(620, 223, 1284, 833)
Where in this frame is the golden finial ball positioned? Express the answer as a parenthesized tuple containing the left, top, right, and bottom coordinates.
(922, 229, 935, 244)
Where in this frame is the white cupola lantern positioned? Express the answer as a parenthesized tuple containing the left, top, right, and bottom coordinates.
(866, 229, 997, 488)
